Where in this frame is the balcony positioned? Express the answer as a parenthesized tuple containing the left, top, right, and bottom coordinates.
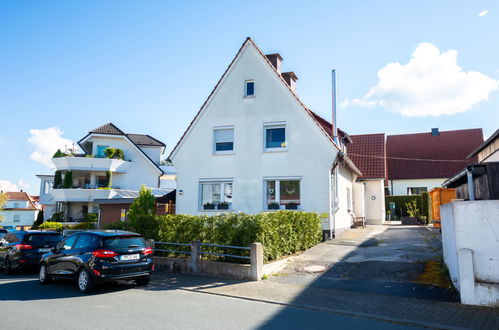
(52, 156, 128, 173)
(50, 188, 115, 202)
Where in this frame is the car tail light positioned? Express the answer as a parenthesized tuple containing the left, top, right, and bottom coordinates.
(142, 247, 153, 256)
(15, 244, 33, 250)
(92, 250, 118, 258)
(152, 264, 155, 271)
(93, 269, 101, 276)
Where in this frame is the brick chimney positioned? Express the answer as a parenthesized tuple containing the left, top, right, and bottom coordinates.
(265, 53, 283, 73)
(281, 72, 298, 91)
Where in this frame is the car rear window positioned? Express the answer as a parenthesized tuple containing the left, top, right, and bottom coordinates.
(103, 236, 146, 249)
(26, 233, 63, 245)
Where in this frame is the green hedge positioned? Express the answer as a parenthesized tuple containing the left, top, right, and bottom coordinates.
(385, 195, 422, 217)
(420, 192, 432, 223)
(38, 221, 63, 231)
(129, 211, 322, 262)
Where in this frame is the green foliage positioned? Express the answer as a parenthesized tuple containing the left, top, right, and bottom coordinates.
(103, 221, 126, 230)
(32, 210, 44, 228)
(50, 211, 64, 222)
(54, 171, 62, 189)
(0, 192, 7, 222)
(70, 221, 95, 230)
(84, 213, 98, 223)
(53, 149, 69, 158)
(385, 195, 422, 217)
(105, 171, 112, 188)
(421, 192, 432, 223)
(154, 211, 322, 262)
(104, 147, 116, 158)
(38, 221, 63, 231)
(405, 200, 420, 217)
(62, 171, 73, 188)
(114, 148, 124, 160)
(127, 186, 156, 234)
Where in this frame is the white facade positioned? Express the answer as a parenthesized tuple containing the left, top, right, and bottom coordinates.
(39, 126, 165, 222)
(1, 209, 38, 227)
(361, 179, 386, 225)
(171, 39, 358, 237)
(388, 178, 446, 196)
(441, 200, 499, 306)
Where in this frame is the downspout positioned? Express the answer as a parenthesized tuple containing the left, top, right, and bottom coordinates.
(330, 152, 344, 239)
(466, 167, 475, 201)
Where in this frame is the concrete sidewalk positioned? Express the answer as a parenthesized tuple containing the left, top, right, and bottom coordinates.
(148, 272, 499, 329)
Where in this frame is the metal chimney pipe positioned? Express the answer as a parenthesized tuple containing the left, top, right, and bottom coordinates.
(332, 70, 338, 143)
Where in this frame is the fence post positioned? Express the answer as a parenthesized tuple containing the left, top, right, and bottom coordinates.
(190, 240, 201, 273)
(250, 242, 263, 281)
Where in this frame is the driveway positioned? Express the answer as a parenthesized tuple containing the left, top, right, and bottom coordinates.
(270, 224, 458, 301)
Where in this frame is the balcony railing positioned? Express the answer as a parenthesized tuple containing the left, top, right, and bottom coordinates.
(50, 188, 115, 202)
(52, 156, 129, 173)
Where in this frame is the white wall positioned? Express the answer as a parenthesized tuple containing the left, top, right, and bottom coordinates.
(335, 165, 354, 234)
(441, 200, 499, 306)
(4, 200, 29, 208)
(363, 179, 386, 225)
(389, 178, 446, 195)
(352, 182, 365, 218)
(172, 42, 350, 232)
(0, 210, 38, 227)
(139, 146, 162, 165)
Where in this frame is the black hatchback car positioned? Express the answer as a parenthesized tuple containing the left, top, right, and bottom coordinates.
(39, 230, 154, 293)
(0, 231, 63, 274)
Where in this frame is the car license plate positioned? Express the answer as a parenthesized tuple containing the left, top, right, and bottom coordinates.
(38, 248, 50, 253)
(120, 254, 139, 261)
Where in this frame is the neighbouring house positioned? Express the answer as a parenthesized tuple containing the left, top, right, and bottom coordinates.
(467, 128, 499, 163)
(0, 191, 41, 228)
(95, 189, 175, 227)
(348, 133, 387, 225)
(38, 123, 172, 222)
(386, 128, 483, 196)
(169, 37, 361, 238)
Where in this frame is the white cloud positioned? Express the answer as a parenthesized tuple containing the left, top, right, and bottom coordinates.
(345, 43, 499, 117)
(479, 9, 488, 17)
(28, 127, 76, 168)
(17, 180, 30, 191)
(0, 179, 30, 192)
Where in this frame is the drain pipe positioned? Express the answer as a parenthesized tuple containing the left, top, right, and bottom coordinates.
(466, 167, 475, 201)
(330, 152, 344, 239)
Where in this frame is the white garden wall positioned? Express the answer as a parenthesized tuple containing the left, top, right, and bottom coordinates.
(441, 200, 499, 306)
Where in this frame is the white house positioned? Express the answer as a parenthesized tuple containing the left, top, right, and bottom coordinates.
(39, 123, 169, 222)
(169, 38, 361, 238)
(0, 192, 40, 228)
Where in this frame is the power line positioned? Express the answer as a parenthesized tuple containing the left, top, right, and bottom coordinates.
(347, 152, 472, 163)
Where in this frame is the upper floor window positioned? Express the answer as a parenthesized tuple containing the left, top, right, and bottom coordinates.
(407, 187, 427, 195)
(264, 124, 286, 151)
(214, 127, 234, 154)
(245, 80, 254, 97)
(13, 215, 20, 222)
(14, 202, 19, 208)
(96, 145, 109, 158)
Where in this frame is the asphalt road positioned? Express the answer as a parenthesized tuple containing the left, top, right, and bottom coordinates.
(0, 272, 421, 330)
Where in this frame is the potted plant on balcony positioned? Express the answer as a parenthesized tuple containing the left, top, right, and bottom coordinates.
(203, 202, 215, 210)
(217, 202, 230, 210)
(104, 147, 116, 159)
(114, 148, 124, 160)
(268, 202, 280, 210)
(285, 202, 299, 210)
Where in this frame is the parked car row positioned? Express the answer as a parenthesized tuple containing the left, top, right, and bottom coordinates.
(0, 229, 154, 293)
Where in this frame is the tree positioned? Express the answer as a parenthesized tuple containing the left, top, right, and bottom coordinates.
(128, 185, 156, 220)
(54, 171, 62, 189)
(0, 192, 7, 222)
(126, 186, 158, 238)
(32, 210, 44, 228)
(105, 171, 112, 188)
(62, 170, 73, 188)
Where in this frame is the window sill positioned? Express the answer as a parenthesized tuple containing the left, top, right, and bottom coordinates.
(243, 95, 255, 99)
(198, 209, 234, 212)
(263, 208, 302, 212)
(263, 148, 287, 153)
(212, 152, 235, 156)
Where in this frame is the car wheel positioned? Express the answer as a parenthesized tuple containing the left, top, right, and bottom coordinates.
(135, 275, 151, 286)
(39, 264, 51, 284)
(4, 258, 12, 275)
(77, 268, 94, 293)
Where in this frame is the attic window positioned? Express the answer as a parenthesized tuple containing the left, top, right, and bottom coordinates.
(245, 80, 254, 97)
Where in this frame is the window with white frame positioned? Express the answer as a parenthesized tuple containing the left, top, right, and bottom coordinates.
(13, 215, 20, 222)
(14, 202, 19, 208)
(265, 179, 300, 210)
(407, 187, 427, 195)
(200, 181, 233, 210)
(245, 80, 254, 97)
(213, 127, 234, 153)
(264, 124, 286, 150)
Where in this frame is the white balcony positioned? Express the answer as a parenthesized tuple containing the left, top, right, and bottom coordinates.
(50, 188, 114, 202)
(52, 156, 128, 173)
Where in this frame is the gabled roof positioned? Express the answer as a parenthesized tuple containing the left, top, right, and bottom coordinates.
(3, 192, 38, 210)
(386, 128, 483, 180)
(78, 123, 165, 175)
(348, 134, 386, 179)
(168, 37, 341, 160)
(468, 129, 499, 159)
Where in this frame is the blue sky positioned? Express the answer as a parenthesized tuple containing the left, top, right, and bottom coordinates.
(1, 1, 498, 194)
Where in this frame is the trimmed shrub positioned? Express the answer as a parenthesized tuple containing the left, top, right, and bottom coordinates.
(152, 211, 322, 262)
(385, 195, 422, 217)
(71, 222, 95, 230)
(105, 171, 112, 188)
(53, 149, 68, 158)
(54, 171, 62, 189)
(103, 221, 126, 230)
(62, 171, 73, 189)
(104, 147, 116, 159)
(84, 213, 98, 223)
(114, 148, 124, 160)
(50, 212, 64, 222)
(38, 221, 63, 231)
(421, 192, 432, 223)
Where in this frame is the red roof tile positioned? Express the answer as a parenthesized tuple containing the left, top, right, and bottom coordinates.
(3, 192, 38, 210)
(348, 134, 387, 179)
(386, 129, 484, 180)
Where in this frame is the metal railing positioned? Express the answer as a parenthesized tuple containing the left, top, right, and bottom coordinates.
(154, 241, 191, 255)
(200, 243, 251, 260)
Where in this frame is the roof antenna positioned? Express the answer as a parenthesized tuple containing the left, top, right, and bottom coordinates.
(332, 69, 339, 144)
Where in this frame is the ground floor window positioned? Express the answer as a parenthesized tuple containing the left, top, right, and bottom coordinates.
(265, 179, 301, 210)
(200, 181, 233, 210)
(407, 187, 427, 195)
